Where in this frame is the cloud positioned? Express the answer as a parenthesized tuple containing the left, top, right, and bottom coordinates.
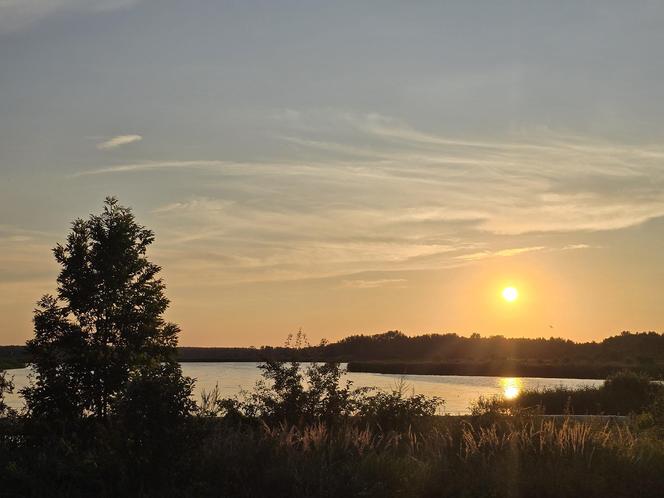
(75, 160, 224, 176)
(455, 246, 547, 262)
(69, 110, 664, 285)
(273, 110, 664, 234)
(0, 0, 141, 35)
(562, 244, 593, 250)
(0, 225, 58, 285)
(73, 159, 332, 176)
(342, 278, 407, 289)
(96, 134, 143, 150)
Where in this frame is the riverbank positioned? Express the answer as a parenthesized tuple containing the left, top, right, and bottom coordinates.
(0, 346, 28, 371)
(0, 358, 25, 370)
(347, 360, 664, 379)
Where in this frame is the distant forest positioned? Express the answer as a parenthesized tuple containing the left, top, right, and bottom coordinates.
(186, 330, 664, 363)
(4, 330, 664, 368)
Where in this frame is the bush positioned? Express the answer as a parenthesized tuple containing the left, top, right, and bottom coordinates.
(218, 358, 369, 426)
(217, 334, 443, 430)
(356, 379, 442, 431)
(603, 370, 656, 412)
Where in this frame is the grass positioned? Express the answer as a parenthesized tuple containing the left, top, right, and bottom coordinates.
(2, 367, 664, 497)
(2, 413, 664, 497)
(157, 416, 664, 497)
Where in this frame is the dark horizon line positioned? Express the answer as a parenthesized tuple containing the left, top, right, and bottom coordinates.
(2, 329, 664, 350)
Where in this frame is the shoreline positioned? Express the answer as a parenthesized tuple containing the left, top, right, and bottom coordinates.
(7, 359, 660, 381)
(346, 360, 662, 380)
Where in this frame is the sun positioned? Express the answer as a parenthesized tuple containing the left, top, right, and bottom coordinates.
(502, 286, 518, 302)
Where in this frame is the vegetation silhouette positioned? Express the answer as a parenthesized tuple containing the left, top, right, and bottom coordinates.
(174, 330, 664, 378)
(13, 198, 195, 494)
(0, 371, 13, 418)
(22, 197, 192, 423)
(6, 329, 664, 378)
(214, 330, 442, 431)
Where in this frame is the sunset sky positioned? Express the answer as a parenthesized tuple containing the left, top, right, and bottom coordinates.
(2, 1, 664, 346)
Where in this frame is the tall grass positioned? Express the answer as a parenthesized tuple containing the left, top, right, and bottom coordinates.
(182, 416, 663, 498)
(3, 365, 664, 497)
(3, 407, 664, 496)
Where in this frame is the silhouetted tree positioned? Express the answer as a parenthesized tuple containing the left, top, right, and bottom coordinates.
(22, 197, 192, 422)
(0, 370, 13, 417)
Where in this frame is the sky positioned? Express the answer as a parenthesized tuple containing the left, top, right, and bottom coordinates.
(1, 0, 664, 346)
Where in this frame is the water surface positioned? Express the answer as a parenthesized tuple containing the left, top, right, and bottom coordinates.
(4, 362, 604, 414)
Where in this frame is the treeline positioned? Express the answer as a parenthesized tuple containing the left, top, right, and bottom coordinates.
(0, 346, 27, 370)
(5, 330, 664, 368)
(321, 330, 664, 363)
(176, 330, 664, 364)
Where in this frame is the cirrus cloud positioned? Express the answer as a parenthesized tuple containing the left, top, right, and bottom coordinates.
(96, 134, 143, 150)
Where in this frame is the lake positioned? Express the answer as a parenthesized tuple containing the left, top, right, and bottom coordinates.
(4, 362, 604, 414)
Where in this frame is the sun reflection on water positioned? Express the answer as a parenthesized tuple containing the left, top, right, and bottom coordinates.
(500, 378, 522, 400)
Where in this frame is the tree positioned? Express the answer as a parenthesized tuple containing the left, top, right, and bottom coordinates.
(22, 197, 192, 422)
(0, 370, 14, 417)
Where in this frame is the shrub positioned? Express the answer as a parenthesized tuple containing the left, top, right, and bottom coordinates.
(219, 358, 368, 426)
(218, 334, 442, 430)
(356, 379, 442, 431)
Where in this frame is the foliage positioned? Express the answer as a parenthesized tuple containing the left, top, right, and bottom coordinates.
(217, 333, 443, 431)
(324, 330, 664, 366)
(603, 369, 655, 409)
(22, 197, 189, 423)
(356, 379, 442, 431)
(113, 361, 196, 438)
(174, 330, 664, 365)
(0, 370, 14, 417)
(218, 332, 370, 426)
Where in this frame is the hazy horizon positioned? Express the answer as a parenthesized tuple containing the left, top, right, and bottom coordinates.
(2, 1, 664, 346)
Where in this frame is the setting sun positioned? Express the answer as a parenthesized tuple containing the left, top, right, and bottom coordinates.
(502, 286, 519, 302)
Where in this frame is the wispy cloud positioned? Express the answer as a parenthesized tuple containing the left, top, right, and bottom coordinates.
(75, 160, 223, 176)
(342, 278, 407, 289)
(0, 225, 59, 285)
(73, 159, 326, 176)
(455, 246, 547, 262)
(96, 134, 143, 150)
(562, 244, 594, 250)
(71, 110, 664, 285)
